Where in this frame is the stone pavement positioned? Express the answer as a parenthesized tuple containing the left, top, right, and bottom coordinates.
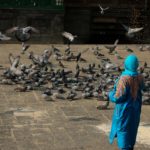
(0, 44, 149, 150)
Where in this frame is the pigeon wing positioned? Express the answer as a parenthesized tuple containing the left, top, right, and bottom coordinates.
(0, 33, 11, 40)
(103, 7, 109, 10)
(98, 4, 103, 10)
(105, 45, 113, 49)
(8, 53, 15, 65)
(24, 26, 39, 33)
(132, 27, 144, 33)
(30, 27, 39, 33)
(114, 39, 119, 46)
(122, 24, 129, 31)
(12, 56, 20, 68)
(6, 27, 19, 33)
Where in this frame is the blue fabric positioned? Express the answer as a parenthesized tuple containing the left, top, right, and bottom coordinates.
(108, 54, 143, 149)
(122, 69, 138, 77)
(122, 148, 133, 150)
(124, 54, 139, 72)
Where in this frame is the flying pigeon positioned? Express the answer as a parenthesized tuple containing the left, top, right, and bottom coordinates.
(6, 26, 39, 53)
(62, 31, 77, 47)
(98, 4, 109, 15)
(122, 24, 144, 38)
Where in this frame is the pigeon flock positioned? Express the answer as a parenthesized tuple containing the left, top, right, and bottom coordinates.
(0, 31, 150, 109)
(0, 25, 149, 109)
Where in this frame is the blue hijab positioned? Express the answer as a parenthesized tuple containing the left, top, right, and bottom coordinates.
(121, 54, 139, 76)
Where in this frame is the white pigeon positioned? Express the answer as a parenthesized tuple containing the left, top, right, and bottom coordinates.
(122, 24, 144, 37)
(105, 63, 114, 69)
(98, 4, 109, 14)
(62, 31, 77, 42)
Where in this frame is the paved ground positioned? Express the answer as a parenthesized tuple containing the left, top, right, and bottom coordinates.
(0, 44, 149, 150)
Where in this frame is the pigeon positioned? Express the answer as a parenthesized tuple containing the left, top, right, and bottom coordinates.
(105, 63, 115, 69)
(14, 86, 27, 92)
(59, 61, 65, 68)
(8, 53, 15, 65)
(138, 45, 144, 51)
(57, 87, 66, 94)
(117, 66, 123, 72)
(6, 26, 39, 53)
(21, 43, 30, 54)
(139, 67, 144, 74)
(74, 69, 80, 78)
(66, 90, 77, 100)
(122, 24, 144, 38)
(144, 62, 148, 68)
(125, 46, 134, 53)
(76, 63, 80, 70)
(9, 55, 20, 68)
(0, 79, 15, 85)
(114, 51, 123, 59)
(0, 32, 11, 41)
(62, 31, 77, 46)
(51, 45, 60, 53)
(65, 47, 71, 53)
(82, 92, 92, 99)
(76, 52, 81, 62)
(97, 100, 109, 110)
(142, 96, 150, 105)
(105, 39, 119, 53)
(28, 51, 50, 67)
(98, 4, 109, 15)
(145, 45, 150, 51)
(6, 26, 39, 42)
(65, 50, 71, 56)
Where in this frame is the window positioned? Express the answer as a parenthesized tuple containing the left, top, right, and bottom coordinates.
(56, 0, 63, 6)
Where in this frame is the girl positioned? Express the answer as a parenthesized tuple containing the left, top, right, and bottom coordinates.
(109, 54, 144, 150)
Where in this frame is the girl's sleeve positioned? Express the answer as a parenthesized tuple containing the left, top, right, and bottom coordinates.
(109, 77, 127, 103)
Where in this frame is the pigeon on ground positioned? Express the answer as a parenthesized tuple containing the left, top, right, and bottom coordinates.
(144, 62, 148, 68)
(59, 61, 65, 68)
(97, 100, 109, 110)
(76, 52, 81, 62)
(114, 51, 123, 59)
(125, 46, 134, 53)
(105, 39, 119, 54)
